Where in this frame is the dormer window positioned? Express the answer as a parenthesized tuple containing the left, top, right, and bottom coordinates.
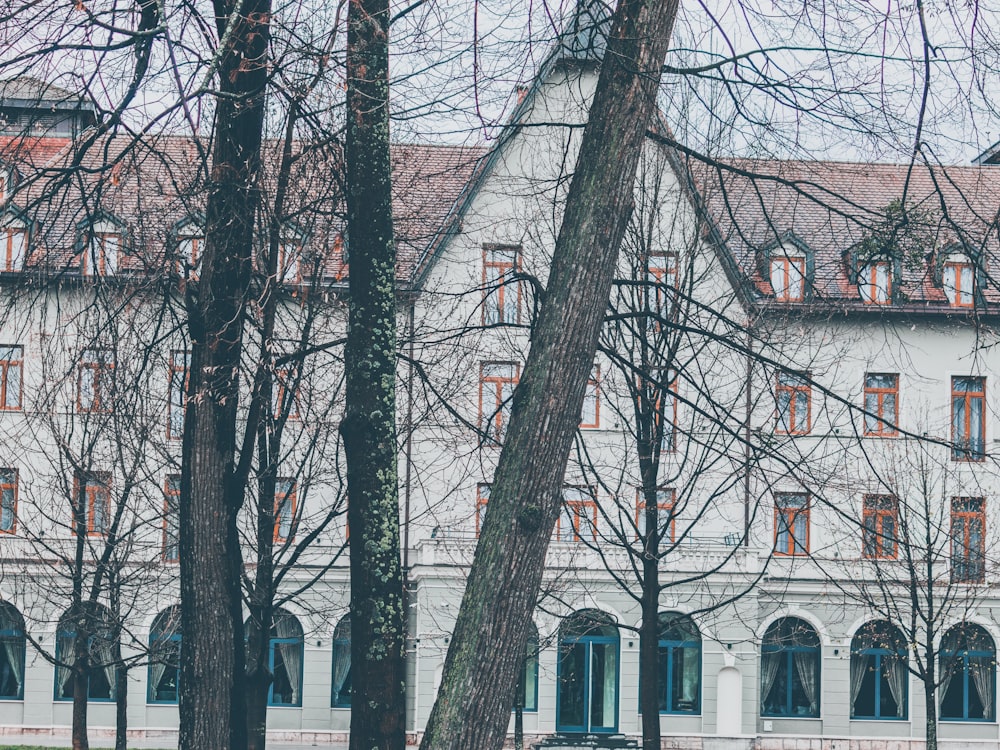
(178, 232, 203, 276)
(0, 168, 10, 204)
(943, 257, 975, 308)
(81, 220, 123, 276)
(859, 260, 892, 305)
(770, 255, 805, 302)
(277, 240, 301, 283)
(1, 219, 26, 272)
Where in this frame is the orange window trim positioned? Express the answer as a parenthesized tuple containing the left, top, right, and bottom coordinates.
(0, 469, 17, 535)
(273, 481, 297, 544)
(167, 352, 188, 439)
(862, 261, 892, 305)
(952, 377, 985, 461)
(78, 354, 113, 413)
(74, 473, 110, 537)
(772, 257, 805, 302)
(482, 245, 521, 325)
(3, 228, 25, 272)
(560, 499, 598, 542)
(580, 366, 601, 429)
(951, 497, 985, 581)
(0, 346, 22, 411)
(864, 374, 898, 437)
(475, 484, 489, 537)
(635, 488, 676, 543)
(163, 477, 180, 562)
(862, 495, 897, 559)
(776, 374, 811, 435)
(945, 261, 975, 308)
(774, 496, 809, 556)
(479, 362, 519, 439)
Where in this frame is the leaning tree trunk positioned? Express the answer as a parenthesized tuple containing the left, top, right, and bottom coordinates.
(342, 0, 406, 748)
(178, 0, 270, 748)
(419, 1, 680, 748)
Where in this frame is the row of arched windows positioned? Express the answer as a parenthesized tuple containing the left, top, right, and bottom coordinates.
(0, 601, 993, 725)
(0, 602, 351, 708)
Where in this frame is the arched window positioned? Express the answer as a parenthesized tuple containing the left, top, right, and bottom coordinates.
(55, 603, 116, 701)
(0, 602, 25, 699)
(850, 621, 906, 719)
(557, 609, 619, 733)
(518, 622, 539, 713)
(148, 606, 181, 704)
(331, 615, 351, 707)
(269, 609, 303, 707)
(940, 623, 995, 721)
(658, 612, 700, 714)
(760, 617, 820, 718)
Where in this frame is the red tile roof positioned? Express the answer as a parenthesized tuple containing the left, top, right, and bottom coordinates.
(694, 158, 1000, 311)
(0, 133, 485, 285)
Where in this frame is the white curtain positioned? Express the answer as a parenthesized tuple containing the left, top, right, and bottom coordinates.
(939, 655, 959, 711)
(332, 641, 351, 704)
(760, 651, 781, 711)
(57, 632, 75, 697)
(886, 656, 907, 718)
(2, 636, 22, 694)
(849, 652, 869, 715)
(275, 616, 302, 705)
(793, 649, 818, 713)
(601, 644, 617, 728)
(93, 634, 116, 697)
(970, 656, 994, 720)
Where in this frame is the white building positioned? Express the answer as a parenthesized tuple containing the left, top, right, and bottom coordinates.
(0, 8, 999, 748)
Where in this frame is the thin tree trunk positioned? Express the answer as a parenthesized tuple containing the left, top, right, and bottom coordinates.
(925, 643, 937, 750)
(639, 492, 661, 750)
(343, 0, 406, 748)
(114, 664, 128, 750)
(420, 2, 679, 748)
(178, 0, 270, 748)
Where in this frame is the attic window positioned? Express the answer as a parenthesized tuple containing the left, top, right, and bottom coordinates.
(82, 223, 122, 276)
(943, 255, 975, 308)
(178, 230, 203, 277)
(770, 254, 805, 302)
(1, 220, 27, 272)
(0, 169, 9, 204)
(859, 260, 892, 305)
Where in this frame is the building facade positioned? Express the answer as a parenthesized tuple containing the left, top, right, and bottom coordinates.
(0, 13, 999, 749)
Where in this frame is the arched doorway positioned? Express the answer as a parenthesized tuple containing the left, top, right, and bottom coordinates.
(557, 609, 619, 733)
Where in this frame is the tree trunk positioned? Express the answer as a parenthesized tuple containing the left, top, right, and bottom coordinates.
(71, 652, 89, 750)
(245, 607, 274, 750)
(178, 0, 270, 748)
(639, 494, 661, 750)
(343, 0, 406, 749)
(924, 645, 937, 750)
(419, 2, 680, 748)
(115, 664, 128, 750)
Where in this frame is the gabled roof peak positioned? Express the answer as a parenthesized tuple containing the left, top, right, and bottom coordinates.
(557, 0, 613, 63)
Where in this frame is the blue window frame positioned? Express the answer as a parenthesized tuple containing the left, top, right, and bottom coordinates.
(0, 602, 25, 700)
(760, 617, 820, 718)
(268, 610, 303, 707)
(54, 604, 116, 702)
(656, 612, 700, 715)
(940, 624, 995, 721)
(850, 621, 907, 720)
(148, 607, 181, 704)
(331, 616, 351, 708)
(557, 610, 619, 734)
